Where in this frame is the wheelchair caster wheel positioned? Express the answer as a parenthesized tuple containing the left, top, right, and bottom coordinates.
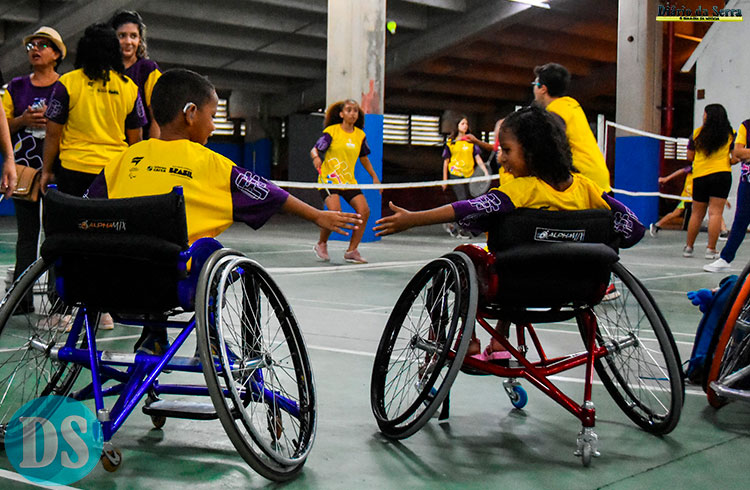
(508, 386, 527, 409)
(503, 380, 527, 409)
(101, 445, 123, 472)
(151, 415, 167, 429)
(574, 427, 600, 467)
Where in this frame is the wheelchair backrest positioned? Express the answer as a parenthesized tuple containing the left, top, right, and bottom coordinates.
(41, 189, 189, 313)
(486, 208, 619, 309)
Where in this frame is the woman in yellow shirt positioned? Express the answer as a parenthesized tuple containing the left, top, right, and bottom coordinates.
(684, 104, 736, 259)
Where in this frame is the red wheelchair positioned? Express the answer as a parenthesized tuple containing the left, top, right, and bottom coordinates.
(370, 209, 684, 466)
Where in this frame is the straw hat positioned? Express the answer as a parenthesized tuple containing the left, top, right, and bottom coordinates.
(23, 26, 66, 59)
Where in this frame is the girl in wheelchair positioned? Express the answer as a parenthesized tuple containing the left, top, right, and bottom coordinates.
(374, 105, 646, 357)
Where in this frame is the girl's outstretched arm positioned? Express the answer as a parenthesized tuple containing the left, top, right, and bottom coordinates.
(282, 194, 362, 235)
(374, 201, 455, 236)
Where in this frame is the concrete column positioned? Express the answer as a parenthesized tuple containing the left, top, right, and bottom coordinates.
(326, 0, 385, 114)
(326, 0, 385, 243)
(616, 0, 663, 134)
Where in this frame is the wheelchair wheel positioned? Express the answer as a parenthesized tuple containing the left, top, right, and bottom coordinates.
(0, 258, 86, 447)
(705, 274, 750, 408)
(587, 262, 683, 435)
(196, 250, 316, 482)
(370, 253, 476, 439)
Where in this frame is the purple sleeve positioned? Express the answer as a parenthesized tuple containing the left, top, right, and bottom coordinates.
(84, 171, 108, 199)
(602, 193, 645, 248)
(230, 167, 290, 229)
(683, 165, 692, 173)
(359, 136, 371, 158)
(314, 133, 332, 156)
(45, 83, 69, 125)
(125, 94, 148, 129)
(687, 134, 694, 151)
(473, 144, 481, 157)
(451, 189, 516, 235)
(441, 145, 451, 160)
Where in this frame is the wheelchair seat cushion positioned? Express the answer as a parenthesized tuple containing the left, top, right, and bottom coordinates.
(40, 189, 189, 313)
(485, 208, 619, 310)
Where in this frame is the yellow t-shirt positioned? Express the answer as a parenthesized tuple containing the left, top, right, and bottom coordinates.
(546, 97, 611, 192)
(496, 173, 609, 211)
(444, 139, 479, 178)
(94, 139, 289, 244)
(688, 127, 734, 178)
(316, 124, 369, 186)
(46, 69, 146, 174)
(498, 166, 514, 186)
(736, 121, 748, 147)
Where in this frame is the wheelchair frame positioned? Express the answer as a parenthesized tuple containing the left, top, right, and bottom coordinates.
(371, 244, 684, 467)
(705, 260, 750, 408)
(0, 234, 316, 482)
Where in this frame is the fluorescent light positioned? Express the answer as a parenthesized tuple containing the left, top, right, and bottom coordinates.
(508, 0, 551, 9)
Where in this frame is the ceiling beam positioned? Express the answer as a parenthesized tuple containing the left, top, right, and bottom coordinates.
(0, 0, 40, 23)
(388, 76, 530, 101)
(139, 0, 327, 38)
(398, 0, 466, 11)
(489, 25, 616, 63)
(386, 0, 535, 75)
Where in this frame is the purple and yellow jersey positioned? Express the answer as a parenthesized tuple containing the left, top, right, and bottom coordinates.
(687, 127, 735, 179)
(125, 58, 161, 137)
(451, 173, 644, 248)
(2, 75, 60, 169)
(737, 120, 750, 183)
(314, 124, 370, 186)
(86, 139, 290, 244)
(546, 97, 611, 192)
(46, 69, 147, 174)
(498, 166, 514, 186)
(442, 139, 481, 178)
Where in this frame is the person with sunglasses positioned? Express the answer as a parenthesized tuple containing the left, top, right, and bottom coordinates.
(1, 27, 65, 314)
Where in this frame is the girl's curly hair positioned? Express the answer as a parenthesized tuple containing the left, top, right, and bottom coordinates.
(74, 23, 126, 83)
(323, 99, 364, 129)
(110, 10, 149, 60)
(500, 105, 575, 185)
(694, 103, 735, 156)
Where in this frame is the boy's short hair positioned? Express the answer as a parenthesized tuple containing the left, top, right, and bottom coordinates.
(533, 63, 571, 98)
(152, 69, 215, 126)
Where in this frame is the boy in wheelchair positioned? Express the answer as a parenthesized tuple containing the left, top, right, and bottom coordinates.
(374, 106, 645, 357)
(84, 68, 362, 353)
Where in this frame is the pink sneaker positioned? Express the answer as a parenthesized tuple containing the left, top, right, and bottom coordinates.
(99, 312, 115, 330)
(313, 242, 329, 261)
(344, 249, 368, 264)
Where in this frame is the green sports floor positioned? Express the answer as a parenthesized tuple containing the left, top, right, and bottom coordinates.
(1, 213, 749, 490)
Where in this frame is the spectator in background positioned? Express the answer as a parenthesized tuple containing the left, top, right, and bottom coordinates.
(441, 116, 489, 237)
(683, 104, 736, 259)
(705, 118, 750, 272)
(2, 26, 65, 314)
(111, 10, 161, 139)
(532, 63, 611, 193)
(40, 23, 146, 196)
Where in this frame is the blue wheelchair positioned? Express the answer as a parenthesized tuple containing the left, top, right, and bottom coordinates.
(0, 188, 316, 481)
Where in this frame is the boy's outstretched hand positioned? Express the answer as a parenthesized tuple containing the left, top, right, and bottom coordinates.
(317, 210, 362, 236)
(373, 201, 412, 236)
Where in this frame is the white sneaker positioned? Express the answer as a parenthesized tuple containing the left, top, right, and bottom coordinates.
(649, 223, 660, 237)
(99, 312, 115, 330)
(704, 258, 731, 273)
(705, 248, 719, 260)
(682, 246, 694, 257)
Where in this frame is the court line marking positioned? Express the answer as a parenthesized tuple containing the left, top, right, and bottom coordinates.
(266, 259, 428, 275)
(305, 344, 704, 397)
(0, 469, 81, 489)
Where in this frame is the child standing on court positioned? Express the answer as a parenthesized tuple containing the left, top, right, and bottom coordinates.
(310, 99, 381, 264)
(86, 69, 362, 353)
(374, 106, 644, 358)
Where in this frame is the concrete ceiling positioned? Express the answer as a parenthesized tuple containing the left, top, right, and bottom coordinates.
(0, 0, 700, 123)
